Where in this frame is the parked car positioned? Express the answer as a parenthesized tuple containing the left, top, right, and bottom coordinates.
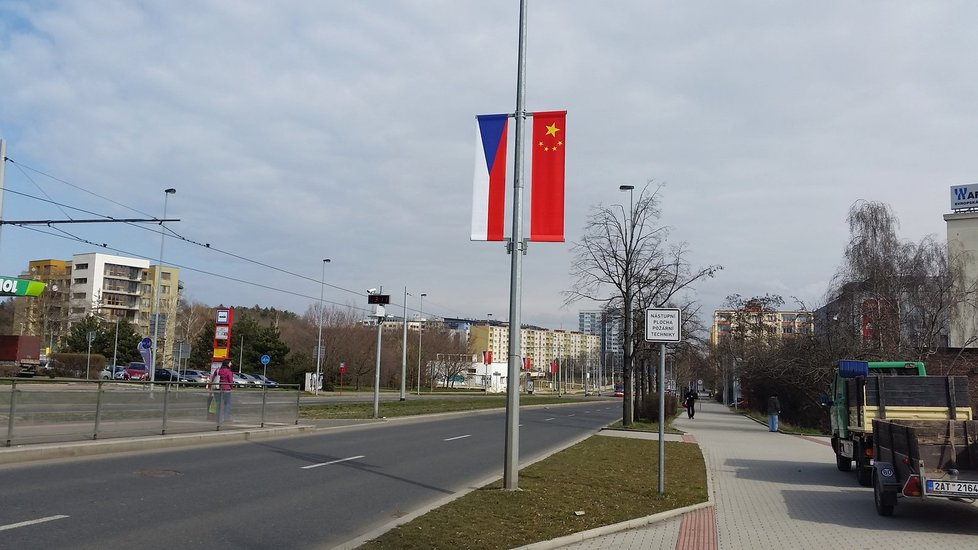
(252, 374, 278, 388)
(240, 372, 263, 386)
(99, 365, 127, 380)
(179, 369, 208, 385)
(153, 368, 180, 382)
(232, 372, 254, 388)
(123, 362, 149, 381)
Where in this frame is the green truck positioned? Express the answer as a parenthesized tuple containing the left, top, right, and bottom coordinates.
(828, 361, 970, 483)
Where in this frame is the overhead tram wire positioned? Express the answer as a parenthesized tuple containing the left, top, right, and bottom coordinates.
(10, 162, 76, 221)
(5, 157, 156, 218)
(5, 159, 455, 319)
(14, 223, 376, 315)
(4, 185, 361, 299)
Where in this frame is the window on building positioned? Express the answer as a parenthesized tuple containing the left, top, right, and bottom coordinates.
(74, 277, 87, 284)
(162, 285, 170, 294)
(72, 292, 86, 299)
(161, 272, 171, 281)
(71, 307, 86, 314)
(75, 263, 88, 270)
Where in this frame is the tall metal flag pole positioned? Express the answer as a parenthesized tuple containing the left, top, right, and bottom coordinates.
(504, 0, 529, 491)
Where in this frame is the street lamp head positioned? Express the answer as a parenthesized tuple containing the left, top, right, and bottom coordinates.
(323, 258, 331, 263)
(367, 288, 378, 294)
(164, 188, 176, 194)
(421, 293, 427, 297)
(619, 185, 634, 191)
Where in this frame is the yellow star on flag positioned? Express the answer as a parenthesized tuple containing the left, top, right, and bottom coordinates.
(545, 123, 560, 137)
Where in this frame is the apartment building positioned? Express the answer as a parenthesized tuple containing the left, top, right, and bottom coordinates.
(579, 309, 624, 376)
(14, 253, 180, 364)
(710, 308, 814, 346)
(467, 322, 599, 377)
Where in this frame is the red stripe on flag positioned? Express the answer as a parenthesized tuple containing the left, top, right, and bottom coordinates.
(487, 119, 508, 241)
(530, 111, 566, 242)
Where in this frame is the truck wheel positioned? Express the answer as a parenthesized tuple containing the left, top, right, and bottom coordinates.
(873, 475, 894, 516)
(836, 452, 852, 472)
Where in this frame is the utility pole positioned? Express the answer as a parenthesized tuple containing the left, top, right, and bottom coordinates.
(503, 0, 529, 491)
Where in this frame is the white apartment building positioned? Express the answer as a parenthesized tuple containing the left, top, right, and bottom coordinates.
(17, 252, 180, 366)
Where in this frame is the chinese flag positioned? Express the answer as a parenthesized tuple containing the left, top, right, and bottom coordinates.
(530, 110, 566, 242)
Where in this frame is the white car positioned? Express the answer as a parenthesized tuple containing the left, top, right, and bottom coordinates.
(99, 365, 127, 380)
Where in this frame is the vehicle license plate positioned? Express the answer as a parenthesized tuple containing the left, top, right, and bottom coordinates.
(925, 480, 978, 497)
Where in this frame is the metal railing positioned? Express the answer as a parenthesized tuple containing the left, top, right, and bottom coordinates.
(1, 378, 301, 447)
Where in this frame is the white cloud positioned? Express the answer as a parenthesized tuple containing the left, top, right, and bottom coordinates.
(1, 1, 975, 334)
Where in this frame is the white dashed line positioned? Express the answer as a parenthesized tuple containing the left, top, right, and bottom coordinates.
(302, 455, 365, 470)
(544, 418, 555, 422)
(0, 515, 70, 532)
(444, 434, 472, 441)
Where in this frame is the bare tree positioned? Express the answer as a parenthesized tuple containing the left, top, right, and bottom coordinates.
(829, 200, 978, 361)
(566, 181, 721, 425)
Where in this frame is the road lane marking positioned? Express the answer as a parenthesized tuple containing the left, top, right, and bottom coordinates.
(544, 418, 555, 421)
(302, 455, 365, 470)
(0, 515, 69, 532)
(444, 434, 472, 441)
(568, 414, 576, 417)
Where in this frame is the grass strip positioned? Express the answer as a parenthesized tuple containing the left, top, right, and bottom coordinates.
(300, 395, 589, 419)
(362, 436, 708, 549)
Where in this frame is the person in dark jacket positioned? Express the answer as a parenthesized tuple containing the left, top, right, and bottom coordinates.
(767, 393, 781, 432)
(683, 389, 697, 419)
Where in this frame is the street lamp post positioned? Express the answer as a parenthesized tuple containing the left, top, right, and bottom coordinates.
(619, 184, 634, 425)
(400, 286, 410, 401)
(315, 258, 330, 396)
(417, 292, 426, 396)
(151, 188, 176, 387)
(369, 287, 384, 418)
(112, 318, 119, 368)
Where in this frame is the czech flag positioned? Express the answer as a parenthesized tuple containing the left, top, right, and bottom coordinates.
(471, 114, 509, 241)
(530, 110, 567, 242)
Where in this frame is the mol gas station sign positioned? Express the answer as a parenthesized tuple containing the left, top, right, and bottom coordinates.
(0, 277, 46, 297)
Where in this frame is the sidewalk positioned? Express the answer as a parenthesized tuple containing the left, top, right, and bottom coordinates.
(552, 399, 978, 550)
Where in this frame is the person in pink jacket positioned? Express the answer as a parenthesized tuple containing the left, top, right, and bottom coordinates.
(216, 359, 235, 422)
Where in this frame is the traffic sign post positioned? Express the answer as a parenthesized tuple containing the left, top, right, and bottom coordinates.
(339, 362, 346, 394)
(259, 354, 271, 428)
(645, 308, 683, 495)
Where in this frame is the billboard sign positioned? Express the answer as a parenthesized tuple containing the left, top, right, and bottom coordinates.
(0, 277, 46, 297)
(951, 184, 978, 211)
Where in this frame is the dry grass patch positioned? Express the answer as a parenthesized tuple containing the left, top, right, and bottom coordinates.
(300, 396, 587, 419)
(362, 436, 707, 549)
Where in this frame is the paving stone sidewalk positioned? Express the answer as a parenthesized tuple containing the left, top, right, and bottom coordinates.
(556, 399, 978, 550)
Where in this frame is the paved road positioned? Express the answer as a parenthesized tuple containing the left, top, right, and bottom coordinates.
(559, 399, 978, 550)
(0, 401, 620, 549)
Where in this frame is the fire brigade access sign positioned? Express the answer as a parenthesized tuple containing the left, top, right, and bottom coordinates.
(645, 308, 682, 343)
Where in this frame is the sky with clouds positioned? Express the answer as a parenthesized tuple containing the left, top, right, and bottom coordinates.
(0, 1, 974, 333)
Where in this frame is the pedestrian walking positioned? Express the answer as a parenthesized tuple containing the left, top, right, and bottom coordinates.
(767, 392, 781, 432)
(683, 389, 697, 419)
(216, 359, 235, 422)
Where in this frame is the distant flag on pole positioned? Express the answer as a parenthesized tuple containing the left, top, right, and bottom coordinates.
(471, 114, 509, 241)
(529, 110, 567, 242)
